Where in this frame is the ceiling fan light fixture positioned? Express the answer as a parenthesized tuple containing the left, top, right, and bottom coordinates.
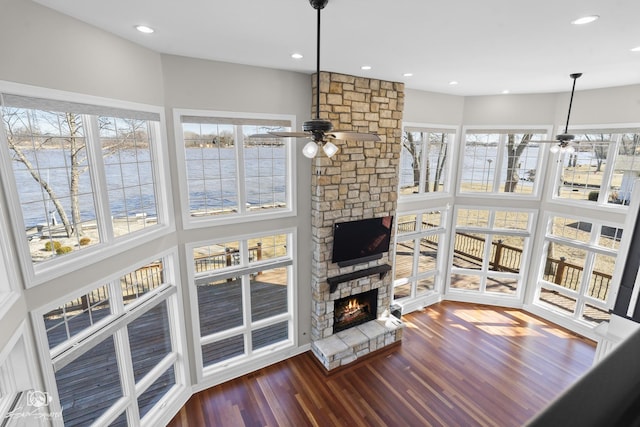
(302, 141, 319, 158)
(322, 141, 339, 158)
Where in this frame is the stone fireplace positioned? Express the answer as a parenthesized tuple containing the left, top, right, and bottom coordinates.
(309, 72, 405, 372)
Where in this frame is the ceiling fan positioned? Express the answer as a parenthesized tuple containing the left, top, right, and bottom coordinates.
(251, 0, 381, 158)
(545, 73, 582, 153)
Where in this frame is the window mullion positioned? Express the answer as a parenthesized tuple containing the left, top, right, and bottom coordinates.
(242, 273, 252, 357)
(235, 125, 247, 214)
(599, 136, 620, 204)
(419, 134, 428, 193)
(114, 325, 140, 423)
(492, 134, 507, 192)
(84, 115, 115, 242)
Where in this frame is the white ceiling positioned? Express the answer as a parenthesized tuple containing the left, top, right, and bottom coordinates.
(33, 0, 640, 96)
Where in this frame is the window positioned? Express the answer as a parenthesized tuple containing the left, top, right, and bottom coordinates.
(0, 91, 168, 284)
(190, 232, 294, 375)
(459, 129, 548, 196)
(552, 129, 640, 206)
(393, 210, 447, 303)
(176, 111, 294, 226)
(535, 214, 621, 324)
(399, 125, 455, 196)
(34, 255, 183, 426)
(449, 207, 534, 298)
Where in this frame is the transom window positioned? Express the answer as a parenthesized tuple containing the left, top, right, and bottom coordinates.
(189, 232, 294, 376)
(459, 129, 548, 195)
(176, 111, 294, 226)
(551, 129, 640, 206)
(399, 125, 455, 196)
(0, 92, 167, 283)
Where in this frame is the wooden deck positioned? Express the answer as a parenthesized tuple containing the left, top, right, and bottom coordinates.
(168, 301, 596, 427)
(44, 277, 288, 426)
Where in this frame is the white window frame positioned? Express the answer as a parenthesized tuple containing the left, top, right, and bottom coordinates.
(399, 122, 459, 199)
(173, 109, 297, 229)
(29, 248, 188, 427)
(547, 123, 640, 211)
(446, 205, 536, 303)
(392, 208, 449, 311)
(0, 322, 42, 424)
(0, 81, 175, 288)
(531, 211, 622, 326)
(185, 228, 297, 384)
(457, 125, 552, 199)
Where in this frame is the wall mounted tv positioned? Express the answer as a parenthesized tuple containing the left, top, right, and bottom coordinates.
(331, 216, 393, 267)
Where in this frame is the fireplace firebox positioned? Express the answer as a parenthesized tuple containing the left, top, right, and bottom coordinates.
(333, 289, 378, 333)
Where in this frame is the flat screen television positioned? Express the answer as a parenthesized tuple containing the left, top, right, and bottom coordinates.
(331, 216, 393, 267)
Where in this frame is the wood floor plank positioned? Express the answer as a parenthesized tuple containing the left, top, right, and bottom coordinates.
(167, 301, 596, 427)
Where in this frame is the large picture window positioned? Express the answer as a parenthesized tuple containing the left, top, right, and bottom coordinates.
(34, 255, 183, 427)
(189, 232, 294, 376)
(459, 129, 548, 196)
(176, 111, 294, 226)
(0, 92, 168, 283)
(551, 129, 640, 206)
(399, 125, 455, 197)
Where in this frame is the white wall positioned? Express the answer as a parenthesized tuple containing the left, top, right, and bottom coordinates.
(0, 0, 164, 105)
(403, 88, 464, 125)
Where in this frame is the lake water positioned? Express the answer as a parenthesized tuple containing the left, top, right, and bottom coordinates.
(13, 147, 286, 228)
(12, 144, 596, 228)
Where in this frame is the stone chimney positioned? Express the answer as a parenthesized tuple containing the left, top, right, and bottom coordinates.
(309, 72, 405, 371)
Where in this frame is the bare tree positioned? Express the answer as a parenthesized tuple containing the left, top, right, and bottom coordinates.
(4, 109, 145, 238)
(402, 131, 421, 191)
(620, 133, 640, 155)
(3, 110, 84, 237)
(504, 133, 532, 192)
(432, 133, 448, 192)
(584, 133, 609, 172)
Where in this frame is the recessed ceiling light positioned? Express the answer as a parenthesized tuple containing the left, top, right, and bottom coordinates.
(291, 53, 303, 59)
(571, 15, 599, 25)
(502, 90, 510, 94)
(631, 46, 640, 52)
(449, 81, 459, 86)
(135, 25, 154, 34)
(403, 73, 413, 77)
(361, 65, 372, 70)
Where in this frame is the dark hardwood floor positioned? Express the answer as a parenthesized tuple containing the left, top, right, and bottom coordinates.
(167, 301, 596, 427)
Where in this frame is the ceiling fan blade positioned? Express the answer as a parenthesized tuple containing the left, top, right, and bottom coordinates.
(249, 131, 311, 138)
(328, 131, 381, 142)
(268, 131, 311, 138)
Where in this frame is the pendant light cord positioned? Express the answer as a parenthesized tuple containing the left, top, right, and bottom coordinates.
(563, 74, 581, 134)
(315, 6, 321, 120)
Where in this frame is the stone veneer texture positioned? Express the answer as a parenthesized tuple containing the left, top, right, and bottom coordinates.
(310, 71, 404, 345)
